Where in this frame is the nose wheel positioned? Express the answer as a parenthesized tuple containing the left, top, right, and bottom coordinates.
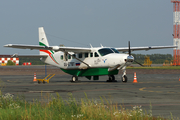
(122, 75, 127, 83)
(121, 67, 128, 83)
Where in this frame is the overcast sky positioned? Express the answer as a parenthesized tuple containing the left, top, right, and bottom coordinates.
(0, 0, 174, 55)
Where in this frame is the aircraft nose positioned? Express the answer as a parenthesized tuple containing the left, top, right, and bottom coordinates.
(125, 55, 134, 63)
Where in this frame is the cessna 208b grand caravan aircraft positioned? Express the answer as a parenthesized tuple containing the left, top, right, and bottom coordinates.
(4, 27, 176, 82)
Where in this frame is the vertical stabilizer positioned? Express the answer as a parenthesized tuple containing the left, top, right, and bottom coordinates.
(39, 27, 50, 55)
(39, 27, 49, 46)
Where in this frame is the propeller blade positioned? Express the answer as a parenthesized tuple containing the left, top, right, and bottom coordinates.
(127, 41, 143, 67)
(128, 41, 131, 55)
(134, 60, 144, 67)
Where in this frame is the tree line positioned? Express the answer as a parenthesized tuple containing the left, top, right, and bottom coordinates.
(19, 58, 45, 65)
(132, 54, 173, 64)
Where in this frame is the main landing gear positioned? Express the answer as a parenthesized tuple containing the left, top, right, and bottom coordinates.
(106, 75, 127, 82)
(71, 75, 78, 82)
(71, 72, 128, 83)
(106, 75, 117, 82)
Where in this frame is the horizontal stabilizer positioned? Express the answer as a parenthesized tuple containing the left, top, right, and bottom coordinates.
(11, 54, 48, 58)
(4, 44, 53, 50)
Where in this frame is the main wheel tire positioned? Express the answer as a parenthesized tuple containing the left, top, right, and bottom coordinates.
(110, 75, 115, 81)
(122, 75, 128, 83)
(107, 75, 117, 82)
(72, 75, 78, 82)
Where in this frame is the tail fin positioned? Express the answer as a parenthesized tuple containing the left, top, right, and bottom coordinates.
(39, 27, 49, 46)
(39, 27, 50, 55)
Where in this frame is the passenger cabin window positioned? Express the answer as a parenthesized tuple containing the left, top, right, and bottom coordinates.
(61, 55, 63, 60)
(98, 48, 119, 56)
(64, 53, 68, 61)
(72, 54, 76, 59)
(95, 52, 99, 57)
(68, 55, 71, 59)
(78, 53, 82, 58)
(85, 53, 88, 58)
(90, 53, 93, 57)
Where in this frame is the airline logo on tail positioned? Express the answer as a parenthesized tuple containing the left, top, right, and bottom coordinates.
(39, 42, 59, 65)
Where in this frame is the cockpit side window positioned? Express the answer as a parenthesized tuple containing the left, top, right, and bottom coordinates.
(94, 52, 99, 57)
(98, 48, 114, 56)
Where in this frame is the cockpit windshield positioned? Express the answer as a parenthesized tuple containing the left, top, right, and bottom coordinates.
(111, 48, 119, 53)
(98, 48, 119, 56)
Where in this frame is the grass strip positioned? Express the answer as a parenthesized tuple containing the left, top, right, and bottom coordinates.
(0, 92, 178, 120)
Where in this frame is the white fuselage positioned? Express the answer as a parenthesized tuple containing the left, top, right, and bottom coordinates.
(42, 47, 133, 70)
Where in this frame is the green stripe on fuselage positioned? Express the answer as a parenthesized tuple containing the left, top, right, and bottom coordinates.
(60, 68, 119, 77)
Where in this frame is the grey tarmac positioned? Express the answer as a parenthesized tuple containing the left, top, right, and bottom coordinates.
(0, 65, 180, 118)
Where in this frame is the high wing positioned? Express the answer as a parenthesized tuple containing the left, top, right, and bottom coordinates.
(4, 44, 91, 53)
(4, 44, 177, 53)
(116, 45, 177, 53)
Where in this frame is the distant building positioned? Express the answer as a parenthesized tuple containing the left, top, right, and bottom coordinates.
(0, 55, 19, 66)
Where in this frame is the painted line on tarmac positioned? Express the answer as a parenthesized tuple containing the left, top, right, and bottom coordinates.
(7, 80, 19, 82)
(7, 87, 140, 94)
(72, 87, 139, 93)
(29, 91, 54, 93)
(139, 86, 180, 94)
(139, 87, 163, 93)
(4, 81, 131, 87)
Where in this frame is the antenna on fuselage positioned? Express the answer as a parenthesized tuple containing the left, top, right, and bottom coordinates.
(100, 44, 103, 48)
(90, 44, 93, 48)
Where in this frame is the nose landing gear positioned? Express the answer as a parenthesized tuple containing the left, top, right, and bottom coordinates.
(121, 67, 128, 83)
(122, 75, 127, 83)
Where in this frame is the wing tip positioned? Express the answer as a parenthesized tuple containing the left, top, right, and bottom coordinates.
(4, 44, 12, 47)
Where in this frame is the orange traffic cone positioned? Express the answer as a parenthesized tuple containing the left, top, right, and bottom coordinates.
(133, 72, 138, 83)
(179, 77, 180, 81)
(33, 72, 37, 82)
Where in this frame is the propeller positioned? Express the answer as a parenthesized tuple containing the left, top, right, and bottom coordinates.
(128, 41, 131, 56)
(134, 60, 144, 67)
(128, 41, 144, 67)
